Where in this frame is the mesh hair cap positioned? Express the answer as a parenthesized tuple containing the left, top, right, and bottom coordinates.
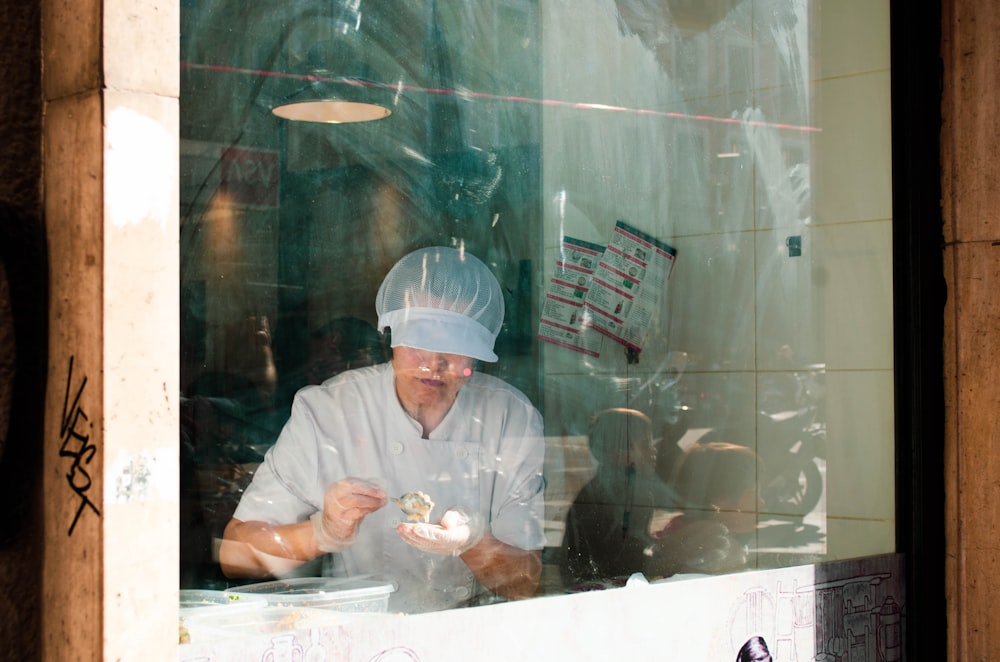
(375, 246, 505, 362)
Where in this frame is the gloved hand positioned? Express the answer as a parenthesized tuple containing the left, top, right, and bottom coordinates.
(397, 508, 485, 556)
(312, 478, 387, 552)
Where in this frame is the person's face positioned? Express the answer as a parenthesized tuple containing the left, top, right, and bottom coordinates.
(392, 346, 474, 410)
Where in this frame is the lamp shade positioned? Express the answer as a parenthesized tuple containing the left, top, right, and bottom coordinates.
(273, 96, 392, 124)
(272, 0, 411, 123)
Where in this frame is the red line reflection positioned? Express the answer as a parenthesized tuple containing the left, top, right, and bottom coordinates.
(181, 61, 822, 133)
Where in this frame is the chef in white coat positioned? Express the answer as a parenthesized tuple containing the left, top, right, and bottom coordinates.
(219, 246, 546, 613)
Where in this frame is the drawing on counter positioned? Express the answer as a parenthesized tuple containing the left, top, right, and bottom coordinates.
(369, 646, 421, 661)
(728, 563, 903, 662)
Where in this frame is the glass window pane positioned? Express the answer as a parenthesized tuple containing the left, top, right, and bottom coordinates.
(180, 0, 893, 613)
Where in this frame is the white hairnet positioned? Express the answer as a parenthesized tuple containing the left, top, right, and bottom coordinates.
(375, 246, 505, 362)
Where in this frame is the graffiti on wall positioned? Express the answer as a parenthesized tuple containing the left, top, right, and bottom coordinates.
(59, 355, 100, 535)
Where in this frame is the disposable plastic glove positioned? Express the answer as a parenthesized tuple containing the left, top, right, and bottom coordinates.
(397, 508, 485, 556)
(312, 478, 387, 552)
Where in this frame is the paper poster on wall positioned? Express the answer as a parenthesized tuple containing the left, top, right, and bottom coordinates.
(537, 237, 605, 357)
(582, 220, 677, 354)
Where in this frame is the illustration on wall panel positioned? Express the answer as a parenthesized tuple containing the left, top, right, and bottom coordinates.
(729, 571, 902, 661)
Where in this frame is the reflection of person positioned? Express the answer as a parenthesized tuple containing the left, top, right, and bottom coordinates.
(219, 247, 546, 613)
(180, 315, 281, 588)
(559, 408, 675, 587)
(305, 316, 387, 385)
(269, 316, 387, 423)
(645, 442, 757, 578)
(184, 314, 283, 447)
(736, 635, 772, 662)
(667, 441, 760, 534)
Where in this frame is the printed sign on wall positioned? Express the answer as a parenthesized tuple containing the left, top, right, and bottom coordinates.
(538, 221, 677, 359)
(538, 237, 606, 357)
(582, 220, 677, 354)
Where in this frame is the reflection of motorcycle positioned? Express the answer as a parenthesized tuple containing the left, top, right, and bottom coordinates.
(756, 403, 825, 518)
(755, 366, 826, 519)
(643, 354, 826, 521)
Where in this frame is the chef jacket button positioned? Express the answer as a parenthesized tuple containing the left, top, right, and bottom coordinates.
(389, 517, 400, 527)
(455, 446, 468, 459)
(389, 442, 404, 455)
(455, 586, 471, 598)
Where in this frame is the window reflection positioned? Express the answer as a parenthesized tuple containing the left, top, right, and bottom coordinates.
(179, 0, 892, 621)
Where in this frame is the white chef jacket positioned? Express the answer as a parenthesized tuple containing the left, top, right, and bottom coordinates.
(233, 361, 546, 613)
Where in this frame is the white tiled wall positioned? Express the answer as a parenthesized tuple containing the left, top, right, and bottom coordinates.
(539, 0, 893, 565)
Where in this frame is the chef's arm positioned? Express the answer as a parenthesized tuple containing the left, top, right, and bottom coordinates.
(218, 517, 322, 579)
(221, 478, 387, 578)
(459, 533, 542, 599)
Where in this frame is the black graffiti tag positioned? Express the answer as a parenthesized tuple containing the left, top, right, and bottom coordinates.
(59, 355, 100, 535)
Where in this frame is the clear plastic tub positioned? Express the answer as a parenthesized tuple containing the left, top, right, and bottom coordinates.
(179, 589, 267, 616)
(223, 577, 396, 613)
(183, 606, 355, 642)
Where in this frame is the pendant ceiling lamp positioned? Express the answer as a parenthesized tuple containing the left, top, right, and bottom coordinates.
(272, 0, 405, 124)
(272, 91, 392, 124)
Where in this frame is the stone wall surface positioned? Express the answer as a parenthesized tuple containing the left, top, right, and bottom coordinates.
(941, 1, 1000, 659)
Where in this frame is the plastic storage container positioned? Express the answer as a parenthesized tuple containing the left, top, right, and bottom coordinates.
(183, 606, 354, 642)
(179, 589, 267, 616)
(223, 577, 396, 613)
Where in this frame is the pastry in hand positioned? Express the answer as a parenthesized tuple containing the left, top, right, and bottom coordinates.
(391, 491, 435, 522)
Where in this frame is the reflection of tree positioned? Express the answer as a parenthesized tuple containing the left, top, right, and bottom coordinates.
(181, 0, 540, 233)
(180, 0, 543, 323)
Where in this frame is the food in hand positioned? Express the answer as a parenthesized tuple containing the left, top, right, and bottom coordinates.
(391, 491, 435, 522)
